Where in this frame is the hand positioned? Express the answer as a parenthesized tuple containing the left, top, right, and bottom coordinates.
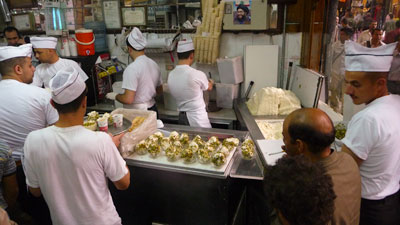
(209, 79, 215, 85)
(106, 92, 117, 100)
(109, 132, 125, 148)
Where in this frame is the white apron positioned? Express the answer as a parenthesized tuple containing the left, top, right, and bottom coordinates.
(123, 100, 154, 110)
(186, 109, 211, 128)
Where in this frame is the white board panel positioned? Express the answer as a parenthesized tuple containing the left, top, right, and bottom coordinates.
(289, 66, 324, 108)
(244, 45, 279, 98)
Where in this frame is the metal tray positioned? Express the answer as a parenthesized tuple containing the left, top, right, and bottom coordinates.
(124, 124, 249, 179)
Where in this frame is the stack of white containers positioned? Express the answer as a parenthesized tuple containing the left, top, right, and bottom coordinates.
(216, 56, 244, 108)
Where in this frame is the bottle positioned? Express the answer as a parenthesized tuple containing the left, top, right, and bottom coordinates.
(69, 37, 78, 56)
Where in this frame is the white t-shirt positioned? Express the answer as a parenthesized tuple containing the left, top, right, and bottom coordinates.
(32, 58, 88, 88)
(342, 94, 400, 200)
(121, 55, 162, 108)
(0, 79, 59, 160)
(357, 30, 372, 44)
(167, 65, 209, 112)
(23, 125, 129, 225)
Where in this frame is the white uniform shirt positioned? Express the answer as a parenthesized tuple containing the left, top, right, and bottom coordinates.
(167, 65, 211, 128)
(32, 58, 88, 88)
(24, 126, 129, 225)
(342, 95, 400, 200)
(357, 30, 372, 44)
(167, 65, 209, 112)
(122, 55, 162, 108)
(0, 80, 59, 160)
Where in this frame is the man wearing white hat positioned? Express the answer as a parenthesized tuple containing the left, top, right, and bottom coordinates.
(0, 44, 59, 224)
(106, 28, 162, 113)
(167, 40, 213, 128)
(24, 67, 130, 225)
(340, 41, 400, 225)
(30, 37, 88, 88)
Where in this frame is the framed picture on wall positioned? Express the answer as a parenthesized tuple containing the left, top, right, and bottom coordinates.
(12, 13, 35, 31)
(122, 7, 146, 26)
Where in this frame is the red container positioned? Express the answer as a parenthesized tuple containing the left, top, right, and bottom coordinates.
(75, 29, 95, 56)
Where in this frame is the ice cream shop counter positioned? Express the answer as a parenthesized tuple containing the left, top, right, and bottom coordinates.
(109, 124, 265, 225)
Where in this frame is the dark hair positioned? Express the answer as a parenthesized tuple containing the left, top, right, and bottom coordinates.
(340, 27, 353, 36)
(125, 39, 141, 51)
(264, 155, 336, 225)
(341, 17, 348, 25)
(237, 4, 249, 14)
(389, 13, 394, 19)
(3, 26, 21, 38)
(288, 121, 335, 154)
(52, 87, 88, 113)
(0, 57, 27, 75)
(395, 20, 400, 29)
(372, 28, 383, 35)
(177, 50, 194, 60)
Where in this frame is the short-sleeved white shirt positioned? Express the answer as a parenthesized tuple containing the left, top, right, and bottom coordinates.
(32, 58, 88, 88)
(0, 79, 59, 160)
(122, 55, 162, 108)
(23, 125, 129, 225)
(167, 65, 209, 112)
(342, 94, 400, 200)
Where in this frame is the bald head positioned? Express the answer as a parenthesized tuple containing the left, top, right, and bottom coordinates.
(283, 108, 335, 156)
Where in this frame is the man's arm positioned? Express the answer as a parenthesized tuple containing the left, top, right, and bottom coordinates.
(2, 174, 18, 208)
(112, 168, 130, 190)
(207, 79, 214, 91)
(342, 144, 364, 167)
(28, 187, 41, 197)
(116, 89, 135, 104)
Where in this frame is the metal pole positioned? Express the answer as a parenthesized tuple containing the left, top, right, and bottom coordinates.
(279, 4, 287, 88)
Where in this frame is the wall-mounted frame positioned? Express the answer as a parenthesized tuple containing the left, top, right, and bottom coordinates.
(122, 7, 146, 26)
(103, 0, 122, 29)
(12, 13, 35, 31)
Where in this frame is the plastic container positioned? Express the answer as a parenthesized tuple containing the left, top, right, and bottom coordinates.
(217, 56, 244, 84)
(68, 37, 78, 56)
(216, 83, 239, 109)
(75, 29, 95, 56)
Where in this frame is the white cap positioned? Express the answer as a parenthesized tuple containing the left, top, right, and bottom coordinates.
(177, 40, 194, 53)
(0, 44, 32, 62)
(345, 41, 396, 72)
(49, 67, 86, 104)
(31, 37, 58, 49)
(127, 27, 146, 50)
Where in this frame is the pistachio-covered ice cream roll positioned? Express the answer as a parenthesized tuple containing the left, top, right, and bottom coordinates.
(193, 135, 206, 149)
(87, 111, 99, 121)
(135, 140, 148, 155)
(160, 137, 171, 151)
(148, 142, 161, 158)
(222, 138, 240, 151)
(204, 142, 216, 154)
(241, 139, 255, 160)
(147, 135, 158, 144)
(180, 148, 196, 163)
(169, 131, 180, 142)
(217, 146, 230, 157)
(197, 148, 211, 164)
(212, 152, 226, 167)
(179, 133, 190, 146)
(165, 146, 179, 161)
(153, 131, 164, 143)
(207, 136, 221, 149)
(173, 141, 183, 154)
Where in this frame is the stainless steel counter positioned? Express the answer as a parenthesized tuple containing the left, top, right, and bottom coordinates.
(235, 99, 286, 169)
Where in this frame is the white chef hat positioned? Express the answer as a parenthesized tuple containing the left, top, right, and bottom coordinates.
(49, 67, 86, 104)
(345, 41, 396, 72)
(31, 37, 58, 49)
(177, 40, 194, 53)
(127, 27, 147, 51)
(0, 44, 32, 62)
